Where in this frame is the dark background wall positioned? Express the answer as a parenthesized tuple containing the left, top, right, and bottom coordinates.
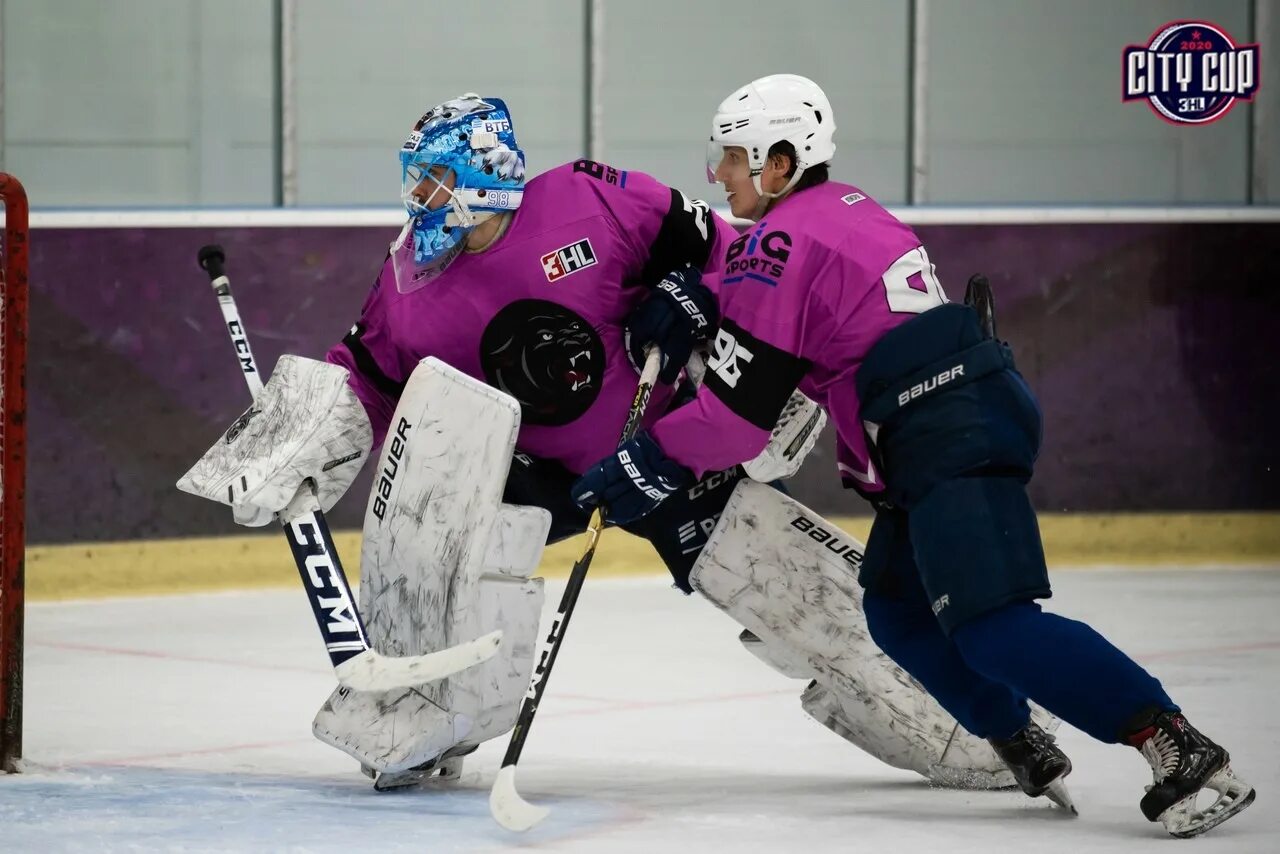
(27, 221, 1280, 544)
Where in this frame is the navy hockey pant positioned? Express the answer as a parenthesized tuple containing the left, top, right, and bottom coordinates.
(856, 303, 1176, 743)
(862, 533, 1177, 743)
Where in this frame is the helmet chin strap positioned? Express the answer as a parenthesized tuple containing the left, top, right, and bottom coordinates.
(463, 211, 512, 253)
(748, 167, 807, 221)
(441, 187, 513, 254)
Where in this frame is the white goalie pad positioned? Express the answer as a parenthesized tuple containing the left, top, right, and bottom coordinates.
(177, 355, 373, 525)
(690, 480, 1026, 788)
(738, 628, 815, 680)
(312, 357, 549, 774)
(742, 390, 826, 482)
(685, 351, 823, 484)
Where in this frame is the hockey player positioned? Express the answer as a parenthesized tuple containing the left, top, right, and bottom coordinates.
(328, 93, 739, 591)
(571, 74, 1256, 838)
(179, 93, 1031, 794)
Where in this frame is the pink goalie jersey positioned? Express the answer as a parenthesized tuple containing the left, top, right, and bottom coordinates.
(327, 160, 737, 475)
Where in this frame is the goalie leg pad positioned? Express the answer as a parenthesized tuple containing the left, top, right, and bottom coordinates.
(799, 681, 1015, 790)
(689, 480, 1019, 787)
(738, 628, 816, 680)
(312, 358, 549, 773)
(622, 464, 747, 592)
(742, 390, 827, 482)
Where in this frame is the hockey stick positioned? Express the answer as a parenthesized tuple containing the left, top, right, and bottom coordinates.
(195, 244, 502, 693)
(964, 274, 997, 339)
(490, 347, 663, 832)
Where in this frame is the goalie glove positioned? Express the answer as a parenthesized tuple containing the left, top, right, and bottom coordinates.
(742, 390, 827, 482)
(177, 355, 374, 526)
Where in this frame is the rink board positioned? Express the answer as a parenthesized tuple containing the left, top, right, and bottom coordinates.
(22, 511, 1280, 601)
(20, 212, 1280, 547)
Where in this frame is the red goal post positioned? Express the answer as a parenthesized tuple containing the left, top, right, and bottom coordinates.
(0, 173, 29, 774)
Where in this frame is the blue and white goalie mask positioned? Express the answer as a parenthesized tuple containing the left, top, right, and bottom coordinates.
(391, 93, 527, 293)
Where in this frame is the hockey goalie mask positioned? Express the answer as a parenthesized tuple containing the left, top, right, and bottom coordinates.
(392, 94, 527, 294)
(705, 74, 835, 220)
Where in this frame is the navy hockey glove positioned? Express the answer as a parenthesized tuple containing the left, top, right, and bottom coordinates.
(571, 432, 695, 525)
(625, 265, 719, 384)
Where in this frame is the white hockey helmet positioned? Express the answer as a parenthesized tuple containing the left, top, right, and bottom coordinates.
(706, 74, 835, 215)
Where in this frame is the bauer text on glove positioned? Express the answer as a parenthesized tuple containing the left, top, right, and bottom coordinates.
(571, 432, 695, 524)
(625, 265, 719, 384)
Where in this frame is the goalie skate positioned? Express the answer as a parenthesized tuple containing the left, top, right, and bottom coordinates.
(990, 721, 1078, 816)
(1044, 779, 1078, 816)
(372, 746, 473, 792)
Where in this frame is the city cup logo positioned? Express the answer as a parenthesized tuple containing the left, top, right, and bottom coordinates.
(1123, 21, 1260, 125)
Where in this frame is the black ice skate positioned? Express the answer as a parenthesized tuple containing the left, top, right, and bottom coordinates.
(369, 744, 476, 792)
(989, 721, 1077, 815)
(1126, 711, 1255, 838)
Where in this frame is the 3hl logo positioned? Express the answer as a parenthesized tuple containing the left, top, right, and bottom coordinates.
(542, 238, 597, 282)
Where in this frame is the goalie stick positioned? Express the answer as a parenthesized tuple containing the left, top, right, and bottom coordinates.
(489, 347, 663, 832)
(195, 244, 502, 693)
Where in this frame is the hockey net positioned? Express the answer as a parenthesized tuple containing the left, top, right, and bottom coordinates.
(0, 173, 28, 773)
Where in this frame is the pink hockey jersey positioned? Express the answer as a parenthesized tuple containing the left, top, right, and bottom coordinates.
(328, 160, 737, 475)
(650, 181, 950, 495)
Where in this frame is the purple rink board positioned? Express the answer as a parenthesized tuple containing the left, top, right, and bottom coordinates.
(25, 220, 1280, 544)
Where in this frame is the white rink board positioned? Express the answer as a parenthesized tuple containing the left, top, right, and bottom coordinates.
(3, 569, 1277, 853)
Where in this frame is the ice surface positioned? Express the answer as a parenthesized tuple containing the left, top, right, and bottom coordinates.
(3, 568, 1275, 852)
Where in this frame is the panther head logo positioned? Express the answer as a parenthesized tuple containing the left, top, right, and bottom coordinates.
(225, 407, 262, 444)
(480, 299, 606, 426)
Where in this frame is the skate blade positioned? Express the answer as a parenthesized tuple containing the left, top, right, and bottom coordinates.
(1045, 779, 1079, 817)
(373, 755, 465, 792)
(374, 767, 434, 792)
(1161, 765, 1256, 838)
